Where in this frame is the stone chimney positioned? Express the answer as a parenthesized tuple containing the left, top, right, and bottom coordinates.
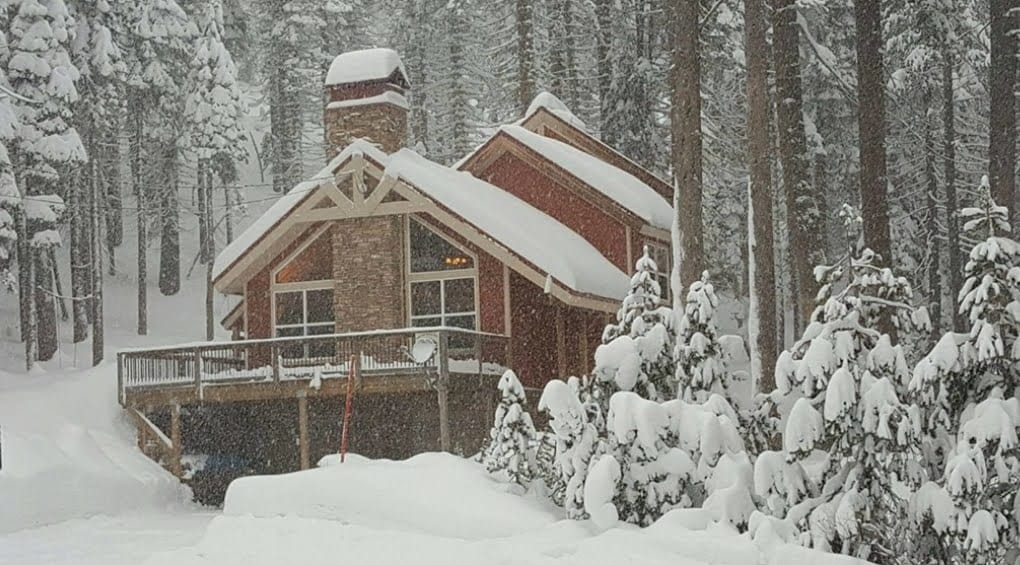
(324, 48, 410, 159)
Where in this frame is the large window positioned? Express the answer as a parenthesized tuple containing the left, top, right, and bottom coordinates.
(645, 242, 671, 302)
(274, 288, 335, 358)
(408, 217, 477, 348)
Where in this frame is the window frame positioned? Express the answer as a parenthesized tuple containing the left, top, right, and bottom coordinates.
(405, 215, 479, 335)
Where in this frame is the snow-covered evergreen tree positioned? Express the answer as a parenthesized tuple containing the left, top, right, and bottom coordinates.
(479, 370, 537, 488)
(593, 247, 675, 411)
(910, 181, 1020, 565)
(676, 270, 730, 402)
(538, 378, 601, 519)
(759, 205, 929, 560)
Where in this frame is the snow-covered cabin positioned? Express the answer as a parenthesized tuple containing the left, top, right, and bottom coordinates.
(214, 50, 672, 390)
(118, 50, 674, 483)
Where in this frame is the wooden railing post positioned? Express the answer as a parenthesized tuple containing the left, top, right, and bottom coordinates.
(193, 348, 203, 396)
(437, 331, 451, 453)
(117, 352, 125, 406)
(272, 344, 281, 383)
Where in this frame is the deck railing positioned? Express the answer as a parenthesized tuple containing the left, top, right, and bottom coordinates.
(117, 327, 510, 405)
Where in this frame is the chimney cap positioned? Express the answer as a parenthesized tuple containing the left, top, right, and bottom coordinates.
(326, 48, 408, 88)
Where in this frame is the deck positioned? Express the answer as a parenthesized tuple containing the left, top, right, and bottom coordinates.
(118, 327, 509, 477)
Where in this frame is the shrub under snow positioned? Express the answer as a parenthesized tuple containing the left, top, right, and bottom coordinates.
(479, 370, 537, 488)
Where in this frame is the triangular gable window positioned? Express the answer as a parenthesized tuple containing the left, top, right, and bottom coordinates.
(275, 228, 333, 283)
(409, 218, 474, 272)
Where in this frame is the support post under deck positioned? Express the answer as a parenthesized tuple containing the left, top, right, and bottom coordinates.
(298, 394, 310, 470)
(170, 403, 182, 478)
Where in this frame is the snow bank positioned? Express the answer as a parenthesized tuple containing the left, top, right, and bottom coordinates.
(0, 366, 190, 533)
(223, 451, 556, 539)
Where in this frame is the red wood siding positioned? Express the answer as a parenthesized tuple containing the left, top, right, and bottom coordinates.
(479, 153, 631, 271)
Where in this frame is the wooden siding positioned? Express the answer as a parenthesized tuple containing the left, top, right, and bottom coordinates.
(479, 152, 631, 272)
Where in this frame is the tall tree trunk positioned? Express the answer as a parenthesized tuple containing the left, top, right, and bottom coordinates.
(104, 114, 122, 271)
(132, 102, 147, 336)
(24, 232, 36, 371)
(746, 0, 778, 391)
(91, 149, 104, 366)
(69, 167, 90, 342)
(34, 247, 57, 362)
(159, 144, 181, 296)
(50, 248, 67, 322)
(670, 0, 705, 288)
(197, 160, 209, 265)
(223, 180, 234, 243)
(205, 167, 215, 341)
(989, 0, 1017, 222)
(595, 0, 612, 127)
(772, 0, 819, 331)
(923, 86, 942, 337)
(515, 0, 535, 113)
(855, 0, 892, 262)
(942, 37, 963, 331)
(17, 188, 29, 341)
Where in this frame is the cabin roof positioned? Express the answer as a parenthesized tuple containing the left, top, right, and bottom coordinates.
(491, 125, 673, 231)
(212, 140, 628, 303)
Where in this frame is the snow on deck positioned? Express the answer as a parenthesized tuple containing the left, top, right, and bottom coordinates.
(385, 149, 630, 299)
(500, 125, 673, 231)
(325, 48, 407, 86)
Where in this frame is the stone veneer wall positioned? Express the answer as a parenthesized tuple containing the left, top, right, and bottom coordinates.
(331, 217, 406, 332)
(324, 103, 408, 158)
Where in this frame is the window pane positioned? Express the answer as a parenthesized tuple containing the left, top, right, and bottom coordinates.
(275, 292, 303, 325)
(412, 316, 442, 328)
(411, 281, 441, 316)
(443, 278, 475, 314)
(445, 314, 475, 330)
(276, 326, 304, 359)
(276, 231, 333, 283)
(307, 326, 336, 359)
(409, 218, 473, 272)
(306, 289, 335, 323)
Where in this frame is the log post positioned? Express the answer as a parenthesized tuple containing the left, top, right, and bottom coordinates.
(193, 348, 202, 395)
(437, 331, 451, 452)
(170, 403, 182, 478)
(298, 393, 310, 470)
(555, 305, 567, 377)
(272, 345, 281, 383)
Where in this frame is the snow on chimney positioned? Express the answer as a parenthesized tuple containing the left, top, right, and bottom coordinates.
(324, 48, 410, 159)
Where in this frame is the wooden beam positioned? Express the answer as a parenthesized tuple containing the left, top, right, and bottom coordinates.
(437, 333, 452, 453)
(298, 394, 310, 470)
(579, 314, 590, 375)
(556, 305, 567, 377)
(169, 404, 182, 479)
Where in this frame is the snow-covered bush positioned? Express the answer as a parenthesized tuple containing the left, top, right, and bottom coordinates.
(676, 270, 731, 402)
(594, 248, 675, 411)
(479, 370, 537, 488)
(583, 391, 753, 530)
(539, 379, 602, 519)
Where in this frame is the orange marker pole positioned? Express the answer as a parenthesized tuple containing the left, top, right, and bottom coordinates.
(340, 354, 356, 463)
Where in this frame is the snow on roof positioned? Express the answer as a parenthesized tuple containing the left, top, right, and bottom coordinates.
(325, 48, 407, 86)
(524, 91, 587, 131)
(326, 91, 409, 111)
(383, 149, 629, 299)
(500, 125, 673, 230)
(212, 139, 387, 283)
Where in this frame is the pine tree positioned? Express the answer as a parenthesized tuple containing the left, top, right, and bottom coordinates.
(538, 378, 601, 520)
(763, 205, 929, 560)
(479, 370, 537, 488)
(9, 0, 88, 362)
(594, 248, 675, 411)
(675, 271, 729, 402)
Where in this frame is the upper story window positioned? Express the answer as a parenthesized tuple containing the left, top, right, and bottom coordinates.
(274, 288, 336, 358)
(410, 218, 474, 272)
(645, 242, 671, 302)
(408, 217, 478, 349)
